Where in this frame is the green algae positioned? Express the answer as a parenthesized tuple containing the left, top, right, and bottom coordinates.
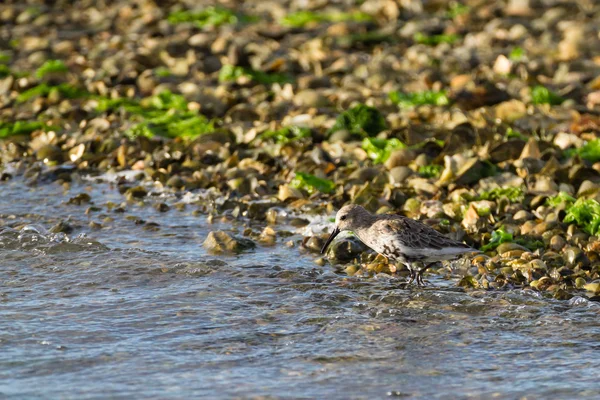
(389, 90, 450, 107)
(328, 104, 387, 137)
(290, 172, 335, 194)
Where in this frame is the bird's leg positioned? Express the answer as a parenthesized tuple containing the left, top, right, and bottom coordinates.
(405, 264, 416, 284)
(415, 263, 435, 286)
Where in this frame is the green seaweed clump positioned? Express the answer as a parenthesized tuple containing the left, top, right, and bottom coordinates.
(0, 64, 10, 78)
(260, 126, 311, 144)
(418, 164, 443, 178)
(167, 7, 238, 28)
(96, 91, 215, 139)
(17, 83, 88, 103)
(218, 65, 292, 85)
(509, 47, 525, 61)
(505, 127, 527, 140)
(35, 60, 68, 78)
(127, 112, 215, 140)
(328, 104, 387, 137)
(481, 227, 513, 252)
(0, 121, 55, 138)
(563, 198, 600, 236)
(531, 85, 564, 105)
(362, 138, 405, 164)
(546, 192, 576, 208)
(479, 187, 524, 202)
(0, 52, 10, 64)
(97, 91, 187, 115)
(290, 172, 335, 194)
(413, 32, 459, 45)
(447, 3, 470, 18)
(577, 139, 600, 163)
(280, 10, 372, 28)
(389, 90, 450, 107)
(142, 90, 188, 111)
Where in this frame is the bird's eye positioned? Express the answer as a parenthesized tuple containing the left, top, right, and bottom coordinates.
(340, 215, 347, 221)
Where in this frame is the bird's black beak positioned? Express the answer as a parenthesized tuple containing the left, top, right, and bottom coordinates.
(321, 227, 340, 254)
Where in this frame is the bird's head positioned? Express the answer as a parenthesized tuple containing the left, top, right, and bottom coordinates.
(321, 204, 370, 254)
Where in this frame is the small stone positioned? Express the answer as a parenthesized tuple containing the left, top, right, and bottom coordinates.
(495, 100, 527, 122)
(501, 250, 526, 258)
(88, 221, 102, 230)
(528, 259, 547, 271)
(293, 89, 330, 108)
(532, 221, 556, 235)
(266, 208, 278, 224)
(493, 55, 512, 75)
(49, 221, 73, 234)
(203, 231, 256, 253)
(259, 226, 277, 246)
(575, 277, 587, 289)
(462, 204, 482, 231)
(314, 257, 327, 266)
(385, 149, 416, 169)
(68, 143, 85, 162)
(278, 185, 304, 202)
(166, 175, 185, 189)
(454, 158, 486, 185)
(304, 236, 324, 253)
(519, 138, 541, 160)
(550, 235, 566, 251)
(420, 200, 444, 218)
(389, 166, 413, 184)
(408, 178, 438, 196)
(532, 177, 558, 194)
(497, 242, 530, 253)
(583, 282, 600, 294)
(125, 186, 148, 200)
(577, 180, 600, 197)
(327, 236, 368, 261)
(554, 132, 583, 150)
(36, 145, 63, 163)
(563, 246, 582, 266)
(513, 210, 533, 221)
(67, 193, 91, 205)
(154, 202, 170, 212)
(328, 129, 352, 143)
(188, 33, 211, 47)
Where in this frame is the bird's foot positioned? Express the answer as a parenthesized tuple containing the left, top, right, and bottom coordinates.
(406, 270, 416, 285)
(415, 272, 426, 286)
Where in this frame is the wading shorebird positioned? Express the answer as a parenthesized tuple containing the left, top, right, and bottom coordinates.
(321, 204, 479, 286)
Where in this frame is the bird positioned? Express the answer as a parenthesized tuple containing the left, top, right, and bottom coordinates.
(321, 204, 479, 286)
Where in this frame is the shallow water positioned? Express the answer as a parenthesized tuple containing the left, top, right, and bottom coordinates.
(1, 175, 600, 399)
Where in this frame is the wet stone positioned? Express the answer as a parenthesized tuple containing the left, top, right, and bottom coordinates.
(49, 221, 73, 234)
(125, 186, 148, 200)
(203, 231, 256, 254)
(303, 236, 324, 253)
(36, 145, 63, 163)
(154, 202, 170, 212)
(67, 193, 91, 205)
(326, 236, 369, 262)
(563, 246, 583, 266)
(166, 175, 185, 189)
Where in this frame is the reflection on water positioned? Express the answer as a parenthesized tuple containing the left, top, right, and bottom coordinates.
(1, 178, 599, 399)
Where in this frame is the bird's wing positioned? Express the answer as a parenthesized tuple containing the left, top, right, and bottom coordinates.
(377, 217, 473, 251)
